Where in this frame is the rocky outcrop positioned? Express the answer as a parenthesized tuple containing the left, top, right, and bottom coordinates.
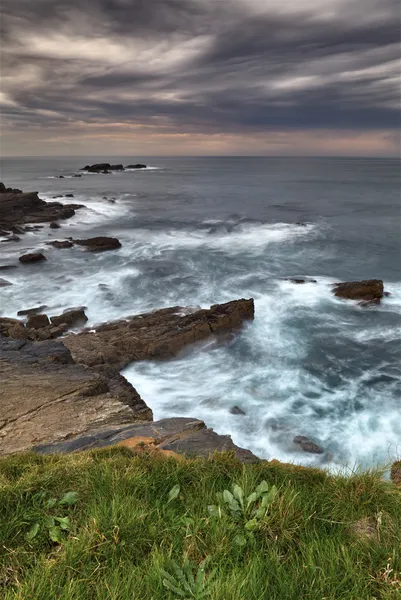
(0, 183, 83, 233)
(293, 436, 324, 454)
(32, 417, 260, 463)
(46, 240, 74, 249)
(0, 336, 152, 455)
(72, 236, 122, 252)
(19, 253, 47, 264)
(333, 279, 384, 303)
(80, 163, 124, 172)
(50, 308, 88, 328)
(126, 164, 147, 169)
(287, 278, 317, 284)
(63, 299, 255, 370)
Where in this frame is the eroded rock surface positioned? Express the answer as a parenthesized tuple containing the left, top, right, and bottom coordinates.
(73, 236, 122, 252)
(32, 417, 260, 463)
(0, 183, 83, 233)
(0, 336, 152, 455)
(64, 299, 255, 369)
(333, 279, 384, 303)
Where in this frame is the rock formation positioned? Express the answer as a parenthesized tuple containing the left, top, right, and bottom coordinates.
(332, 279, 384, 303)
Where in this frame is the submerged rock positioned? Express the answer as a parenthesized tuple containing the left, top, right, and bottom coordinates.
(126, 164, 147, 169)
(73, 236, 122, 252)
(293, 435, 324, 454)
(333, 279, 384, 303)
(63, 298, 255, 370)
(230, 405, 246, 415)
(50, 222, 60, 229)
(19, 252, 47, 264)
(287, 278, 317, 284)
(0, 278, 12, 287)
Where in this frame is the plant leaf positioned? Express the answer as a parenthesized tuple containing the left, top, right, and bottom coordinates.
(207, 504, 221, 518)
(255, 481, 269, 497)
(48, 526, 63, 543)
(223, 489, 234, 505)
(54, 516, 70, 530)
(246, 492, 257, 508)
(234, 533, 248, 547)
(162, 578, 186, 596)
(245, 518, 259, 532)
(59, 491, 79, 506)
(45, 498, 58, 509)
(26, 522, 40, 541)
(44, 516, 55, 528)
(232, 484, 245, 509)
(167, 484, 180, 504)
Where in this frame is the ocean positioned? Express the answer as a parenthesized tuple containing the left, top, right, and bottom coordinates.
(1, 156, 400, 470)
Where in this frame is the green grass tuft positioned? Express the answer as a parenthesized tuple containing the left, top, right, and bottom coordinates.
(0, 449, 400, 599)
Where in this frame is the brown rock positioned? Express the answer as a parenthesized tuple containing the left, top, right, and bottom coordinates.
(17, 305, 48, 316)
(333, 279, 384, 302)
(19, 253, 47, 264)
(27, 314, 51, 329)
(46, 240, 74, 249)
(73, 236, 122, 252)
(293, 435, 324, 454)
(0, 318, 27, 340)
(0, 336, 151, 455)
(63, 299, 254, 369)
(51, 308, 88, 329)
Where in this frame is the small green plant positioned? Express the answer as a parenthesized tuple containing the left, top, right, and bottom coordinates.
(25, 490, 78, 544)
(208, 481, 278, 546)
(161, 557, 216, 599)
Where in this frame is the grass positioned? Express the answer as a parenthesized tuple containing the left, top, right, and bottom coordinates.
(0, 448, 400, 599)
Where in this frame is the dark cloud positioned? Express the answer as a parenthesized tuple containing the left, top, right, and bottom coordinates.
(1, 0, 399, 151)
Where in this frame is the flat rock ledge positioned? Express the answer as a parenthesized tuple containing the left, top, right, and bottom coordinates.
(0, 336, 151, 456)
(64, 298, 255, 369)
(0, 299, 255, 461)
(32, 417, 260, 463)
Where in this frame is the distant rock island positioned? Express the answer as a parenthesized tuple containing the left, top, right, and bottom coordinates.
(80, 162, 147, 173)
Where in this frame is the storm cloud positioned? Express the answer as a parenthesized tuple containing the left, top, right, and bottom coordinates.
(1, 0, 399, 155)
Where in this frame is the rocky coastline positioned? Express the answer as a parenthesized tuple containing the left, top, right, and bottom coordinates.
(0, 181, 398, 483)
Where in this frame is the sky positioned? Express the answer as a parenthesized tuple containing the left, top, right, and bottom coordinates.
(1, 0, 400, 157)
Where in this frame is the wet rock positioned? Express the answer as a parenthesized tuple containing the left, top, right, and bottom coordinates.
(384, 291, 391, 297)
(0, 336, 151, 455)
(0, 318, 27, 340)
(333, 279, 384, 303)
(293, 435, 324, 454)
(72, 174, 82, 178)
(73, 236, 122, 252)
(287, 278, 317, 284)
(1, 234, 20, 243)
(64, 193, 74, 198)
(63, 298, 255, 370)
(19, 252, 47, 264)
(27, 314, 51, 329)
(51, 308, 88, 328)
(57, 175, 65, 179)
(80, 163, 124, 173)
(0, 265, 16, 271)
(46, 240, 74, 249)
(0, 183, 22, 194)
(50, 222, 60, 228)
(126, 164, 147, 169)
(230, 405, 246, 415)
(17, 305, 48, 316)
(0, 183, 83, 231)
(0, 278, 12, 287)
